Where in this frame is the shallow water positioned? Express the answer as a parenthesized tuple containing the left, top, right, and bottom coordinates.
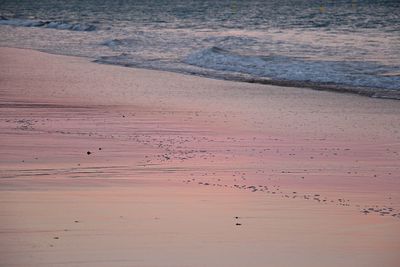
(1, 0, 399, 97)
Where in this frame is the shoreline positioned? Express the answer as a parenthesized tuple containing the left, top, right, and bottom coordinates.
(1, 47, 400, 266)
(3, 44, 399, 101)
(95, 59, 400, 101)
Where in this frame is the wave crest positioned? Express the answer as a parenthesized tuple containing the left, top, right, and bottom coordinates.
(0, 17, 96, 31)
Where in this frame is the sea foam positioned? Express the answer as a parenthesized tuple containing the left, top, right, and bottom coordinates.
(185, 47, 400, 91)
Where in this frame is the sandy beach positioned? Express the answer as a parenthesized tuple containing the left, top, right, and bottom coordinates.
(1, 47, 400, 266)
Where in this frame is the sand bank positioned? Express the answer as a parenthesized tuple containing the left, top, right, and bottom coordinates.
(0, 47, 399, 266)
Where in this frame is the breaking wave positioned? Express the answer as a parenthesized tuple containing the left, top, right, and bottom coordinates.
(184, 47, 400, 94)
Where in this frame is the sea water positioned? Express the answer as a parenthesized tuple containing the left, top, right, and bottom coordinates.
(0, 0, 399, 98)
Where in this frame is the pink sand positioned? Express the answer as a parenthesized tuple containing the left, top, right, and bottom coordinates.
(0, 47, 400, 266)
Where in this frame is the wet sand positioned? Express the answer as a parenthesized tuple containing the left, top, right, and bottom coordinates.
(0, 47, 399, 266)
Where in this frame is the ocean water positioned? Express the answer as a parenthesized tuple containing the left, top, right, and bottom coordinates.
(1, 0, 399, 98)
